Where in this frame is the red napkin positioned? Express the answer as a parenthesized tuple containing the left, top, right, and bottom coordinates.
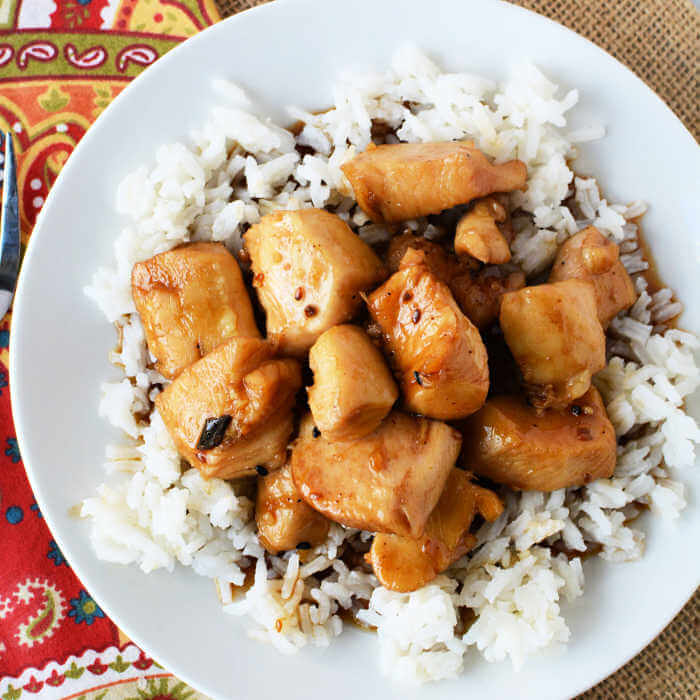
(0, 0, 218, 696)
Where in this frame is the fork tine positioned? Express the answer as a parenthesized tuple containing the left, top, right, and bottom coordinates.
(0, 132, 20, 296)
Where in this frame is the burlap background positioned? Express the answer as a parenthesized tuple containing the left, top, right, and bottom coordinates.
(213, 0, 699, 696)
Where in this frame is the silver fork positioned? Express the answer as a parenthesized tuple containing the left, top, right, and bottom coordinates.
(0, 132, 20, 318)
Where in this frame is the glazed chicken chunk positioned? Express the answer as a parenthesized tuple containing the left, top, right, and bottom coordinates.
(367, 248, 489, 420)
(341, 142, 527, 223)
(455, 196, 512, 264)
(386, 231, 456, 280)
(131, 242, 259, 379)
(450, 266, 526, 329)
(244, 209, 385, 356)
(156, 337, 301, 480)
(460, 387, 616, 491)
(500, 279, 606, 409)
(308, 325, 399, 441)
(386, 232, 525, 329)
(256, 464, 330, 554)
(291, 412, 461, 537)
(549, 226, 636, 327)
(368, 469, 503, 592)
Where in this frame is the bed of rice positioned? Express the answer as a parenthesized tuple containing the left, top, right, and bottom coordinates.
(83, 46, 700, 684)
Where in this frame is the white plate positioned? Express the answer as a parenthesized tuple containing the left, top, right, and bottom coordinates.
(10, 0, 700, 697)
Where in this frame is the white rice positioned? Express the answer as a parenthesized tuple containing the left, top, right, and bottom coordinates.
(83, 46, 699, 684)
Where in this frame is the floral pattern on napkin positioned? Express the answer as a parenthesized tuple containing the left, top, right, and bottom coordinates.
(0, 0, 218, 695)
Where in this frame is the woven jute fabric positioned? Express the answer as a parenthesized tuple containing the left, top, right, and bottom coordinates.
(213, 1, 699, 696)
